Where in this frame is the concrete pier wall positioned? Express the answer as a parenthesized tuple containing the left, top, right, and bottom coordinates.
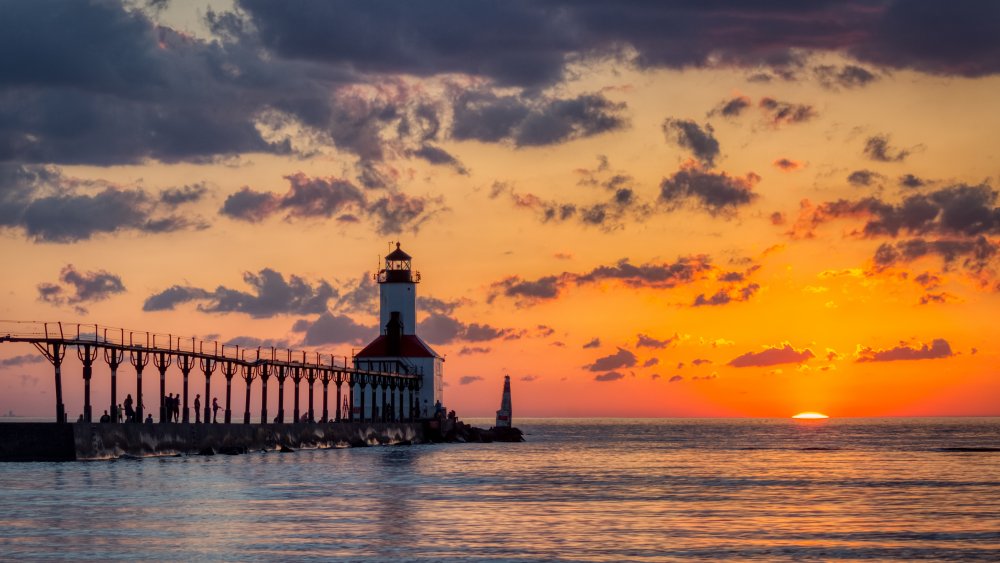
(0, 422, 424, 461)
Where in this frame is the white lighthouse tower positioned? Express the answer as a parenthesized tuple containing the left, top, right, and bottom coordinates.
(354, 243, 443, 419)
(495, 375, 512, 428)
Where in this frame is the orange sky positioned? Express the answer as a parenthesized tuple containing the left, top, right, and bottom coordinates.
(1, 1, 998, 418)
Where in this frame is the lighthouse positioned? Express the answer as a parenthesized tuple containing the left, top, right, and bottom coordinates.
(495, 375, 512, 428)
(354, 243, 444, 419)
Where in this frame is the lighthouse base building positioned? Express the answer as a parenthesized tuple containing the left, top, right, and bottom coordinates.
(353, 244, 443, 420)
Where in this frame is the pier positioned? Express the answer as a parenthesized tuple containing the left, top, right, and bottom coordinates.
(1, 320, 423, 426)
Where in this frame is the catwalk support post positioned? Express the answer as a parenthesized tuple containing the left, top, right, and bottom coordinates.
(76, 344, 98, 423)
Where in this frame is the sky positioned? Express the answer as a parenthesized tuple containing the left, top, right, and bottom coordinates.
(1, 0, 999, 418)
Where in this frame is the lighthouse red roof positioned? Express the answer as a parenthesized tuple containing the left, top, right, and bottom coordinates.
(355, 334, 441, 359)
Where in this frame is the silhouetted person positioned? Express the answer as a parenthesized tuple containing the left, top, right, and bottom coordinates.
(99, 410, 111, 423)
(76, 414, 84, 423)
(124, 394, 134, 423)
(145, 414, 153, 424)
(116, 404, 123, 423)
(212, 398, 220, 423)
(194, 394, 201, 423)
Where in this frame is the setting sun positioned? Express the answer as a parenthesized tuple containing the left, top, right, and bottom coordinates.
(792, 412, 830, 419)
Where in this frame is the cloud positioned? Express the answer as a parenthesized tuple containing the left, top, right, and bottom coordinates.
(759, 97, 816, 125)
(292, 312, 374, 346)
(856, 338, 954, 362)
(692, 358, 712, 366)
(520, 375, 539, 382)
(692, 283, 760, 307)
(451, 90, 627, 146)
(459, 375, 484, 385)
(587, 348, 637, 372)
(582, 338, 601, 349)
(642, 358, 659, 368)
(899, 174, 927, 189)
(773, 158, 802, 171)
(220, 172, 442, 234)
(37, 265, 126, 312)
(668, 375, 683, 383)
(159, 184, 208, 207)
(813, 64, 878, 89)
(636, 334, 675, 349)
(659, 165, 760, 217)
(728, 343, 815, 367)
(662, 119, 720, 167)
(144, 268, 336, 318)
(0, 164, 200, 243)
(594, 371, 626, 382)
(791, 184, 1000, 240)
(458, 346, 491, 355)
(863, 134, 911, 162)
(0, 354, 46, 368)
(489, 255, 736, 306)
(712, 95, 752, 118)
(848, 170, 882, 187)
(409, 145, 468, 174)
(872, 237, 998, 274)
(416, 313, 512, 345)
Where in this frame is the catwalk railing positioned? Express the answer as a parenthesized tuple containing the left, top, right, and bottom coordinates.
(0, 321, 423, 425)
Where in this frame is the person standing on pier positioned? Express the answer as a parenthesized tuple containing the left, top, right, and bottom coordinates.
(194, 394, 201, 424)
(124, 394, 134, 423)
(212, 398, 220, 423)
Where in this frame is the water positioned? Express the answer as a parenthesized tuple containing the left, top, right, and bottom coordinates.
(1, 418, 998, 561)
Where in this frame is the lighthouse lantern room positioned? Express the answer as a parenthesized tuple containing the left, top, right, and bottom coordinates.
(354, 243, 444, 419)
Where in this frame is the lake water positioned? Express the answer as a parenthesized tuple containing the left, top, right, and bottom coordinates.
(1, 418, 998, 561)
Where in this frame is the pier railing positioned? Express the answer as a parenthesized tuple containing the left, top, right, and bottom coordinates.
(0, 320, 424, 425)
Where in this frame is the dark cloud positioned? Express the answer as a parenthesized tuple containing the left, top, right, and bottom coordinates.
(594, 371, 626, 382)
(848, 169, 881, 187)
(4, 1, 999, 169)
(863, 134, 910, 162)
(792, 184, 1000, 240)
(813, 64, 878, 89)
(520, 375, 539, 382)
(335, 273, 377, 315)
(0, 354, 46, 368)
(919, 292, 958, 305)
(873, 237, 998, 274)
(856, 338, 954, 362)
(489, 255, 723, 306)
(451, 90, 627, 146)
(0, 164, 198, 243)
(759, 97, 816, 125)
(416, 313, 511, 345)
(662, 119, 720, 167)
(660, 166, 760, 216)
(220, 172, 441, 234)
(712, 95, 752, 118)
(728, 344, 815, 367)
(668, 375, 683, 383)
(693, 282, 760, 307)
(144, 268, 336, 318)
(587, 348, 637, 372)
(409, 145, 468, 175)
(459, 375, 484, 385)
(899, 174, 927, 189)
(292, 312, 374, 346)
(642, 358, 659, 368)
(636, 334, 675, 349)
(489, 176, 650, 231)
(458, 346, 491, 355)
(692, 358, 712, 366)
(582, 338, 601, 349)
(773, 158, 802, 171)
(159, 184, 208, 207)
(37, 265, 126, 311)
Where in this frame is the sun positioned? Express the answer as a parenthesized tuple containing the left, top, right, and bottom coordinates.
(792, 412, 830, 419)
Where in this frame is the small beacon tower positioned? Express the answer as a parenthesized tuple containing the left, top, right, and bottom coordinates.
(495, 375, 512, 428)
(354, 243, 444, 419)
